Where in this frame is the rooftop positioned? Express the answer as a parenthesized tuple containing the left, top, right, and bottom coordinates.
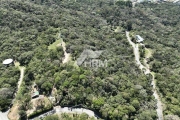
(136, 35, 144, 42)
(32, 91, 39, 98)
(2, 59, 13, 65)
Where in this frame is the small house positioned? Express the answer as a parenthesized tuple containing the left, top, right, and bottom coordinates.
(32, 91, 39, 98)
(136, 35, 144, 43)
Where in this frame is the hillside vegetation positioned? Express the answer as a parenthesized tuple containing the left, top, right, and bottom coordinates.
(0, 0, 179, 120)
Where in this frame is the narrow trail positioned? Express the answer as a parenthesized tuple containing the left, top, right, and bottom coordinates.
(126, 31, 150, 74)
(126, 31, 164, 120)
(49, 33, 71, 101)
(7, 63, 25, 120)
(57, 33, 70, 64)
(17, 67, 25, 92)
(0, 63, 25, 120)
(61, 40, 70, 64)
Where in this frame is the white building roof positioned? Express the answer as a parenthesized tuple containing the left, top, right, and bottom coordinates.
(136, 35, 144, 42)
(2, 59, 13, 65)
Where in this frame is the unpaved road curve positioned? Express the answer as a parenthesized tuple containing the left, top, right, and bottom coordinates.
(126, 31, 150, 74)
(126, 31, 163, 120)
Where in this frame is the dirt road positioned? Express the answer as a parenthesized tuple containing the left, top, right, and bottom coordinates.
(126, 31, 164, 120)
(7, 63, 25, 120)
(17, 67, 25, 92)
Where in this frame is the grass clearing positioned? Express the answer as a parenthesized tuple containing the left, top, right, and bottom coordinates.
(27, 95, 53, 117)
(14, 61, 25, 69)
(145, 48, 153, 58)
(48, 39, 62, 50)
(114, 26, 123, 33)
(14, 61, 20, 67)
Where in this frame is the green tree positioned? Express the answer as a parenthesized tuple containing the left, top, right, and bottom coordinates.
(44, 114, 59, 120)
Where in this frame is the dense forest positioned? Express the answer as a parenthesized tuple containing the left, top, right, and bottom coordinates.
(0, 0, 179, 120)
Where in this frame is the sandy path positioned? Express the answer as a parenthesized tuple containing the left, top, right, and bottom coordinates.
(7, 63, 25, 120)
(17, 67, 25, 91)
(126, 31, 164, 120)
(61, 41, 70, 64)
(126, 31, 150, 74)
(151, 73, 164, 120)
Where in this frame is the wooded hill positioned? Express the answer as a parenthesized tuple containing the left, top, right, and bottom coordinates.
(0, 0, 179, 119)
